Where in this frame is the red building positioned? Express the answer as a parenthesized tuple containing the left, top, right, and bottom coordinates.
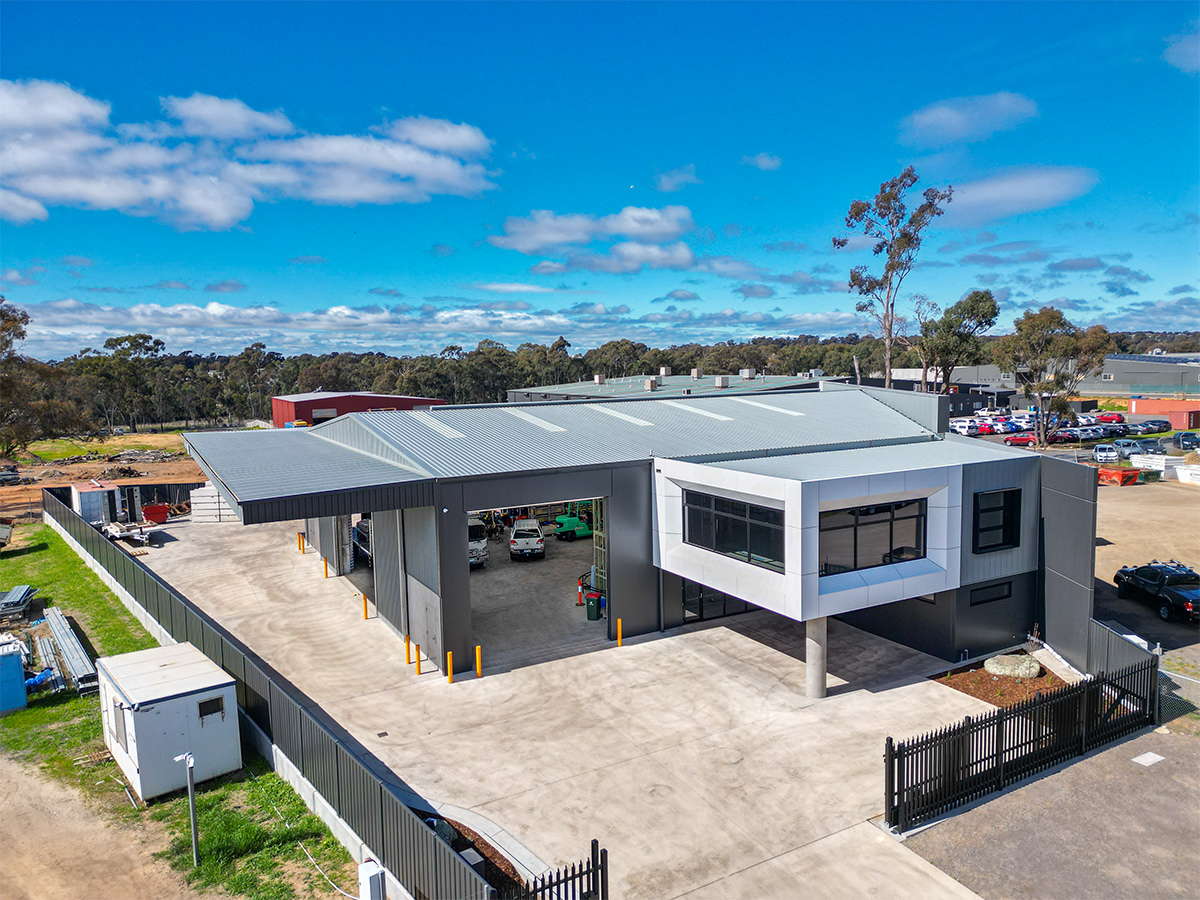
(271, 392, 445, 428)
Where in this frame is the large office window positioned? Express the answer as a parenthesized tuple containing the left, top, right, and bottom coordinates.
(818, 499, 927, 575)
(973, 489, 1021, 553)
(682, 579, 752, 623)
(683, 490, 785, 572)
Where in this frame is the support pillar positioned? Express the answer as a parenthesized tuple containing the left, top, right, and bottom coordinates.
(806, 616, 827, 699)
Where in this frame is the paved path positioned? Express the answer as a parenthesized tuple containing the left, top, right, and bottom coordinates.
(145, 518, 990, 898)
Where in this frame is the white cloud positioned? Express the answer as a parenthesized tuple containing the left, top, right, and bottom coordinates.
(741, 153, 781, 171)
(147, 280, 191, 290)
(1, 266, 40, 287)
(162, 93, 293, 139)
(1164, 28, 1199, 74)
(0, 79, 496, 229)
(942, 167, 1098, 226)
(489, 205, 694, 254)
(204, 278, 247, 293)
(655, 164, 701, 193)
(900, 92, 1038, 146)
(531, 241, 697, 275)
(735, 283, 776, 299)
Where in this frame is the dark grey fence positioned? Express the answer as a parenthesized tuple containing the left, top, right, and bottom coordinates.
(884, 657, 1158, 832)
(42, 487, 496, 900)
(1087, 618, 1157, 675)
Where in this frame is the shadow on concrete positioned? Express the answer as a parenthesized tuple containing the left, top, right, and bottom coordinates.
(1092, 576, 1200, 653)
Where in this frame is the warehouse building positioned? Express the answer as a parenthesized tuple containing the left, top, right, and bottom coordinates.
(184, 383, 1097, 695)
(270, 391, 444, 428)
(506, 368, 827, 402)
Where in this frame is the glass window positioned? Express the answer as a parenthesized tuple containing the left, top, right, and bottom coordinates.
(682, 490, 784, 572)
(973, 489, 1022, 553)
(818, 499, 928, 575)
(111, 699, 127, 752)
(970, 582, 1012, 606)
(198, 696, 224, 718)
(681, 578, 754, 622)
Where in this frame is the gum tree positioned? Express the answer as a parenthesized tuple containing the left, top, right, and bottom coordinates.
(833, 166, 953, 388)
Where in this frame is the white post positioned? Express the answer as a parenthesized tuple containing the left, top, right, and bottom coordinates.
(175, 752, 199, 866)
(806, 617, 827, 699)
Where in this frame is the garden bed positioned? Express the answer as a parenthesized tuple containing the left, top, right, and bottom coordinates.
(931, 650, 1063, 708)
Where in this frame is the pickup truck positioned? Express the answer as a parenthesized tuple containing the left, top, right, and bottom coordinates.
(468, 516, 490, 568)
(1114, 560, 1199, 623)
(509, 518, 546, 560)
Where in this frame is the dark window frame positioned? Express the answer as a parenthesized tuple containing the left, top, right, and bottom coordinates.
(969, 581, 1013, 606)
(682, 579, 752, 622)
(817, 499, 928, 575)
(973, 489, 1022, 554)
(198, 696, 225, 719)
(683, 490, 785, 573)
(111, 699, 127, 752)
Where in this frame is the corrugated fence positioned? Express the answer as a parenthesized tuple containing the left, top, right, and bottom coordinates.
(42, 487, 496, 900)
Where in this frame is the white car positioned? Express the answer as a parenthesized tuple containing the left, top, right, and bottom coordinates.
(509, 518, 546, 559)
(1092, 444, 1120, 463)
(977, 407, 1011, 417)
(468, 516, 490, 568)
(1077, 415, 1098, 426)
(950, 420, 980, 436)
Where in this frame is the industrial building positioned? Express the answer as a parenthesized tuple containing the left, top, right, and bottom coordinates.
(184, 382, 1097, 694)
(900, 352, 1200, 398)
(270, 391, 444, 428)
(506, 368, 826, 402)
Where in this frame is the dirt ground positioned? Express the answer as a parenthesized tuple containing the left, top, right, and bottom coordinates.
(0, 431, 205, 520)
(0, 753, 201, 900)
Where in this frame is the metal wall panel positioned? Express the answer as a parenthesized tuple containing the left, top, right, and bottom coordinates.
(1040, 456, 1098, 671)
(608, 465, 659, 639)
(336, 744, 383, 853)
(299, 710, 341, 807)
(372, 509, 407, 636)
(242, 658, 272, 737)
(268, 681, 303, 762)
(960, 458, 1041, 584)
(220, 635, 245, 687)
(841, 589, 958, 660)
(201, 620, 223, 666)
(954, 571, 1038, 657)
(403, 506, 438, 591)
(185, 606, 205, 648)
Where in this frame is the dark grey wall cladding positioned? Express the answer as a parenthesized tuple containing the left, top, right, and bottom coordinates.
(336, 743, 384, 853)
(373, 510, 407, 635)
(954, 571, 1037, 657)
(1039, 456, 1097, 671)
(436, 483, 472, 674)
(268, 680, 303, 761)
(403, 506, 439, 591)
(459, 468, 614, 512)
(960, 458, 1040, 584)
(240, 480, 436, 525)
(839, 590, 957, 660)
(661, 571, 685, 630)
(608, 465, 659, 639)
(300, 709, 342, 806)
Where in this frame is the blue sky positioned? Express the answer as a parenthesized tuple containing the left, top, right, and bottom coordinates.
(1, 1, 1197, 360)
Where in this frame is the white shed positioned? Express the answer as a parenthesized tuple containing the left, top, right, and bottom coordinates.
(71, 479, 126, 526)
(98, 642, 241, 801)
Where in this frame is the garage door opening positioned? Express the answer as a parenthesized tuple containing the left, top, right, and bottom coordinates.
(468, 497, 610, 670)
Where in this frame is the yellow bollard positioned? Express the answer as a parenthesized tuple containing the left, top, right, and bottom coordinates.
(475, 645, 482, 678)
(415, 645, 421, 676)
(323, 557, 328, 578)
(297, 532, 302, 553)
(363, 594, 368, 620)
(447, 651, 453, 684)
(617, 618, 623, 647)
(405, 634, 411, 665)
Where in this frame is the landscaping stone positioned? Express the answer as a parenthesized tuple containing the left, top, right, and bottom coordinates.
(984, 654, 1041, 679)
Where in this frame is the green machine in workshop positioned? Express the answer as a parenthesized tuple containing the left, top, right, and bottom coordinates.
(554, 500, 593, 541)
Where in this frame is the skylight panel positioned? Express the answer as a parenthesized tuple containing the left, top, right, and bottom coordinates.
(408, 410, 466, 439)
(503, 407, 567, 432)
(659, 399, 733, 421)
(589, 405, 655, 426)
(727, 397, 807, 417)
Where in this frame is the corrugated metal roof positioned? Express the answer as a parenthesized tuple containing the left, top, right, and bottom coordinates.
(99, 643, 232, 706)
(705, 435, 1032, 482)
(273, 391, 437, 403)
(515, 373, 831, 398)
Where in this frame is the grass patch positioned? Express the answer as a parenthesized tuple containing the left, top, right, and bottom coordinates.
(22, 432, 185, 462)
(153, 754, 355, 900)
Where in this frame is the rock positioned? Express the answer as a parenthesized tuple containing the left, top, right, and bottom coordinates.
(984, 654, 1041, 679)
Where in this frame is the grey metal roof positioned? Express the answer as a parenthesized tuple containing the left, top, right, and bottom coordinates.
(705, 435, 1032, 482)
(513, 373, 832, 399)
(331, 389, 935, 479)
(1106, 353, 1200, 366)
(99, 643, 232, 706)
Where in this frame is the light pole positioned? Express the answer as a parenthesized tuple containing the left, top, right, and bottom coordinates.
(174, 752, 199, 867)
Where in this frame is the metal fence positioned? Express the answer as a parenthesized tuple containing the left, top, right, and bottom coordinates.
(503, 840, 608, 900)
(884, 657, 1159, 832)
(1087, 619, 1158, 675)
(42, 487, 498, 900)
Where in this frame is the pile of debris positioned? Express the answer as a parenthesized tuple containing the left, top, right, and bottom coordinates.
(54, 453, 104, 465)
(106, 448, 177, 463)
(98, 466, 143, 480)
(36, 469, 65, 480)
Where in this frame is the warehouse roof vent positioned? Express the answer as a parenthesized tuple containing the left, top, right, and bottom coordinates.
(645, 379, 658, 391)
(691, 368, 703, 380)
(714, 375, 730, 388)
(740, 368, 757, 380)
(659, 367, 672, 377)
(594, 374, 606, 385)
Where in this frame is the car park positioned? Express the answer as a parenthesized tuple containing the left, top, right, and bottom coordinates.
(1112, 438, 1141, 459)
(976, 421, 999, 435)
(1172, 431, 1199, 450)
(1100, 423, 1129, 438)
(1096, 412, 1126, 424)
(950, 420, 979, 436)
(508, 517, 546, 559)
(1003, 433, 1037, 447)
(1092, 444, 1120, 463)
(976, 406, 1010, 417)
(1114, 560, 1200, 622)
(1140, 420, 1171, 434)
(1135, 439, 1166, 456)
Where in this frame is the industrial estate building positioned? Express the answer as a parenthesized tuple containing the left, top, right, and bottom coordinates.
(185, 382, 1097, 694)
(505, 368, 825, 402)
(270, 391, 443, 428)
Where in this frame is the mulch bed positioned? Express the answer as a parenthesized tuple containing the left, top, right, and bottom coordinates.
(931, 650, 1065, 708)
(440, 815, 527, 895)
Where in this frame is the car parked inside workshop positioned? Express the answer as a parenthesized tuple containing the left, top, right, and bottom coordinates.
(509, 517, 546, 560)
(1115, 560, 1200, 623)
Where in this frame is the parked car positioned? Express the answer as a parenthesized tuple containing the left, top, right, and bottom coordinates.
(1076, 414, 1098, 425)
(1172, 431, 1199, 450)
(1139, 420, 1171, 434)
(468, 515, 490, 568)
(1112, 438, 1141, 459)
(976, 421, 999, 435)
(1124, 423, 1153, 436)
(1080, 426, 1106, 441)
(1096, 412, 1126, 424)
(1114, 560, 1200, 622)
(1100, 423, 1129, 438)
(1003, 433, 1037, 447)
(509, 518, 546, 559)
(950, 420, 980, 437)
(1092, 444, 1120, 463)
(976, 407, 1011, 417)
(1135, 439, 1166, 456)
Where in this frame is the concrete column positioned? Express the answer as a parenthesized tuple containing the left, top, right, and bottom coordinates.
(806, 616, 827, 699)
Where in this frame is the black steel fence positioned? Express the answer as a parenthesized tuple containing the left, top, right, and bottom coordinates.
(42, 487, 508, 899)
(884, 657, 1158, 831)
(503, 840, 608, 900)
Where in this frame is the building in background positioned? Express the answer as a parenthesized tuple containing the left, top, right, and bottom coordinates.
(271, 392, 444, 428)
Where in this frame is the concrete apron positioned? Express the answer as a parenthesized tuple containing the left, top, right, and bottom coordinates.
(142, 518, 992, 899)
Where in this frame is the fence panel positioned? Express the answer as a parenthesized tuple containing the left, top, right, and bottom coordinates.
(241, 657, 272, 738)
(886, 658, 1157, 831)
(299, 709, 341, 809)
(1087, 619, 1156, 675)
(335, 744, 383, 855)
(268, 681, 304, 763)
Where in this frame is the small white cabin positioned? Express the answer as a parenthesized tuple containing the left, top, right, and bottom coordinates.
(71, 479, 126, 526)
(98, 643, 241, 801)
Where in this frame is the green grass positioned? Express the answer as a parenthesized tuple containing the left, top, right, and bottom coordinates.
(152, 754, 355, 900)
(0, 524, 355, 898)
(22, 432, 184, 461)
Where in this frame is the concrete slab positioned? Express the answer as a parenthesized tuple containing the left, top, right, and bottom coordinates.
(141, 517, 989, 899)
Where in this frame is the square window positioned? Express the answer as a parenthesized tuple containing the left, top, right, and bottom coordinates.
(970, 582, 1012, 605)
(973, 490, 1021, 553)
(198, 696, 224, 718)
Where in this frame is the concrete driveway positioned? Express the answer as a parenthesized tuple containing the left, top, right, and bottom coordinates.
(144, 518, 988, 898)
